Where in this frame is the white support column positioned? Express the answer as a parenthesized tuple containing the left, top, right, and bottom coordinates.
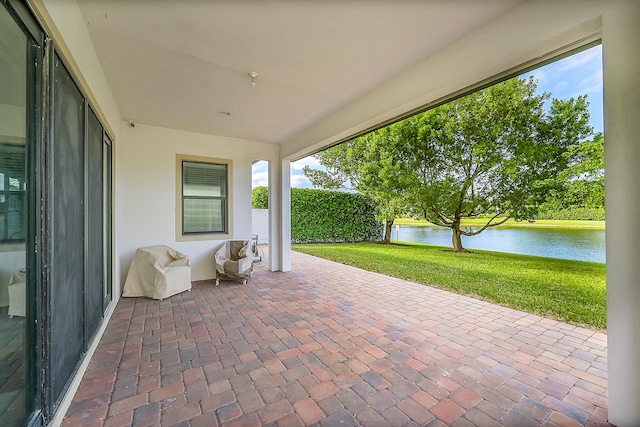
(280, 159, 292, 272)
(268, 160, 280, 271)
(268, 159, 291, 272)
(603, 1, 640, 425)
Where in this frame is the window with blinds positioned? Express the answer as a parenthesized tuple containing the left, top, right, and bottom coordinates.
(0, 143, 26, 242)
(182, 160, 227, 234)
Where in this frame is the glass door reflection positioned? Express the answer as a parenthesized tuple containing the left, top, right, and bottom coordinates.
(0, 4, 30, 426)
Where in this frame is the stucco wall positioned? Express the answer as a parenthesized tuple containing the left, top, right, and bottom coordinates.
(118, 123, 278, 284)
(34, 0, 122, 139)
(25, 0, 283, 291)
(252, 209, 270, 244)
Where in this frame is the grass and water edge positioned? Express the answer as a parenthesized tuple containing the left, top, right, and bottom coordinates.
(394, 217, 605, 230)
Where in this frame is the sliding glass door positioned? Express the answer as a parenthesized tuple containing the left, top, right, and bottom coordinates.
(48, 54, 113, 415)
(1, 1, 114, 423)
(0, 1, 42, 425)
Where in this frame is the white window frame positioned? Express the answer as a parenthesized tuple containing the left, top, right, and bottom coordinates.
(176, 154, 232, 241)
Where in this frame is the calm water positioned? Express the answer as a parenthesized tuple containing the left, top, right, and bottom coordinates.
(395, 225, 605, 263)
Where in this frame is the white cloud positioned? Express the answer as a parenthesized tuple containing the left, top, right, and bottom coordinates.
(291, 173, 312, 188)
(252, 161, 269, 188)
(554, 46, 601, 73)
(576, 69, 603, 96)
(291, 156, 322, 171)
(252, 170, 269, 188)
(250, 157, 324, 188)
(291, 155, 325, 188)
(554, 81, 568, 91)
(527, 68, 548, 85)
(526, 45, 601, 91)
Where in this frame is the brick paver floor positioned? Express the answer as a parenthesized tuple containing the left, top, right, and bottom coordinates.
(63, 249, 610, 426)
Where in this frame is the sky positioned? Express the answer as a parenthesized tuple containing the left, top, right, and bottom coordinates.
(253, 44, 603, 189)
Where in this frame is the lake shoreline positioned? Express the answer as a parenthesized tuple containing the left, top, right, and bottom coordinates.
(393, 240, 606, 265)
(392, 223, 605, 263)
(394, 218, 605, 230)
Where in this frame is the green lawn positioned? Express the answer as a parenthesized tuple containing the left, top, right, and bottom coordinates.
(293, 242, 606, 330)
(394, 217, 605, 229)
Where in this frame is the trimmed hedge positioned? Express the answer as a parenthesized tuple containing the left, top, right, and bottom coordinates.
(536, 207, 605, 221)
(252, 186, 383, 243)
(253, 186, 268, 209)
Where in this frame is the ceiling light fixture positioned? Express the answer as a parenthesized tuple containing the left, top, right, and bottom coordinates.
(248, 71, 258, 87)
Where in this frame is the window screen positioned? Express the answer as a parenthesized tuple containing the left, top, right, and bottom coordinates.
(182, 161, 227, 233)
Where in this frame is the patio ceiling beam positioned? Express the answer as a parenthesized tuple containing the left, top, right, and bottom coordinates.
(278, 0, 607, 161)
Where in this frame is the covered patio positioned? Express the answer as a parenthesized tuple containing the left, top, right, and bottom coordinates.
(5, 0, 637, 425)
(63, 250, 609, 426)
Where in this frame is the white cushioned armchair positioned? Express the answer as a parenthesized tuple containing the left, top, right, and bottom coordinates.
(214, 240, 253, 285)
(123, 245, 191, 300)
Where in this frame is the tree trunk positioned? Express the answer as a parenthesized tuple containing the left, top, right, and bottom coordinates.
(383, 219, 394, 243)
(451, 221, 468, 252)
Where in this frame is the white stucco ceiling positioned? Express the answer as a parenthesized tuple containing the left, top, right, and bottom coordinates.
(78, 0, 610, 159)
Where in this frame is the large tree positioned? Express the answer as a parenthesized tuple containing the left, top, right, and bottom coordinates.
(540, 132, 604, 216)
(303, 127, 408, 243)
(394, 77, 593, 252)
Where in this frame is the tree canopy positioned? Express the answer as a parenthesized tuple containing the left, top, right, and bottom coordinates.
(303, 127, 409, 243)
(394, 77, 592, 251)
(538, 132, 604, 219)
(305, 76, 594, 251)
